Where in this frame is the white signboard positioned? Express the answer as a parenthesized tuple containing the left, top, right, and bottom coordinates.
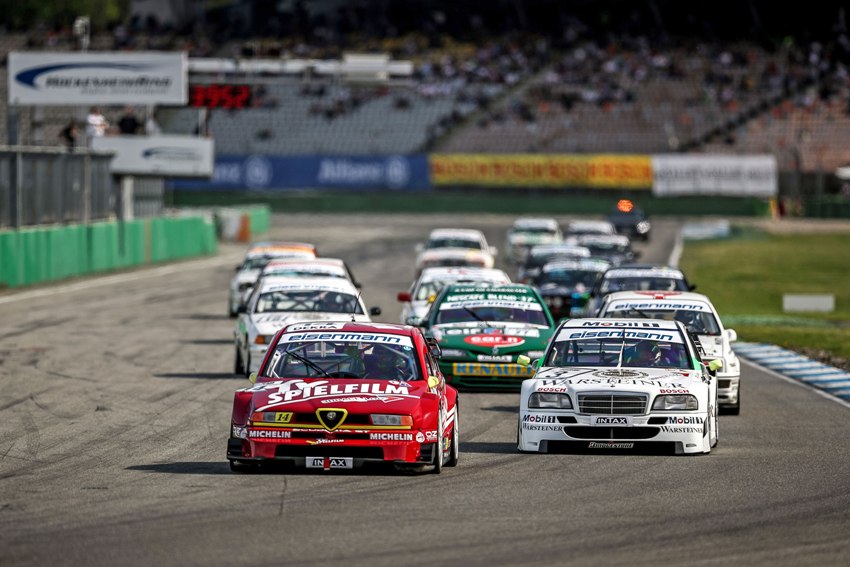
(8, 51, 187, 105)
(652, 154, 777, 197)
(92, 135, 214, 177)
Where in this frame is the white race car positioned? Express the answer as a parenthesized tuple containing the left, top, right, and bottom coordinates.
(414, 228, 497, 275)
(234, 257, 362, 308)
(228, 242, 318, 317)
(397, 266, 512, 326)
(595, 290, 741, 414)
(504, 217, 562, 264)
(517, 317, 719, 455)
(234, 276, 378, 376)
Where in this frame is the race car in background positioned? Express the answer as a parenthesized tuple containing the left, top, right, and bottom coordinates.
(418, 283, 556, 391)
(397, 266, 512, 326)
(531, 257, 611, 320)
(571, 234, 637, 267)
(607, 199, 652, 241)
(584, 264, 696, 316)
(562, 219, 617, 241)
(595, 290, 741, 414)
(516, 242, 592, 284)
(227, 321, 459, 473)
(503, 217, 563, 264)
(414, 228, 498, 275)
(228, 242, 318, 317)
(517, 317, 719, 455)
(234, 276, 379, 376)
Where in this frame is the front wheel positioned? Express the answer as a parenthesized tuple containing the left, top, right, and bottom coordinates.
(234, 347, 245, 375)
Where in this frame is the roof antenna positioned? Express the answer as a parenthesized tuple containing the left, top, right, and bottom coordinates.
(351, 288, 363, 322)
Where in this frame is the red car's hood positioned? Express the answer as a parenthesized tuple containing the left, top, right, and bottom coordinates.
(242, 378, 432, 413)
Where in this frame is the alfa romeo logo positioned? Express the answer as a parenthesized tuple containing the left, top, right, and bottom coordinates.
(316, 408, 348, 431)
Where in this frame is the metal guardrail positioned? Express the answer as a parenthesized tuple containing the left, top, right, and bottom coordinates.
(0, 145, 117, 228)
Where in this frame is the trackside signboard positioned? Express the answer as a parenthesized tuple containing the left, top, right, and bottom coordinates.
(651, 154, 777, 197)
(91, 135, 214, 177)
(8, 51, 187, 105)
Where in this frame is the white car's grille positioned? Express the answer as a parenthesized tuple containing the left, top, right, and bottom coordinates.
(578, 394, 647, 415)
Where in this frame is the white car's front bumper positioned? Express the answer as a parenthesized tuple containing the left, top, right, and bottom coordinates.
(518, 410, 711, 455)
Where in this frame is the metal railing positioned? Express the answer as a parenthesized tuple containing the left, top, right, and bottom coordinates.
(0, 145, 116, 228)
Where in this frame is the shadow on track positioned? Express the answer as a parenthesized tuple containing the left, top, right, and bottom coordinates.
(460, 441, 517, 455)
(154, 372, 241, 379)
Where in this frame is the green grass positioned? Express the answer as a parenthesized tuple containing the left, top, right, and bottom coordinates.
(679, 229, 850, 358)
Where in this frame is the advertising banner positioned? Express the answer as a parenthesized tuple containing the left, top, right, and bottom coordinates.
(652, 154, 777, 197)
(430, 154, 652, 189)
(168, 154, 430, 191)
(92, 135, 214, 177)
(8, 51, 187, 105)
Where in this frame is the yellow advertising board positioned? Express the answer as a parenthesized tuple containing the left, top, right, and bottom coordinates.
(430, 154, 652, 189)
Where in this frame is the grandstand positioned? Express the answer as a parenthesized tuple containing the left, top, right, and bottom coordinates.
(2, 1, 849, 176)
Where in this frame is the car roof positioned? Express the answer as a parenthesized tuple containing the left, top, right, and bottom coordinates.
(576, 234, 631, 245)
(600, 291, 716, 312)
(558, 317, 683, 333)
(512, 217, 559, 229)
(565, 219, 616, 232)
(602, 266, 686, 279)
(280, 321, 415, 336)
(529, 243, 591, 256)
(542, 258, 612, 272)
(428, 228, 485, 239)
(255, 275, 359, 294)
(264, 257, 346, 269)
(418, 266, 509, 281)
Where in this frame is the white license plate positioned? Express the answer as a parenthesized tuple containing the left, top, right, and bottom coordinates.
(306, 457, 354, 470)
(591, 416, 632, 427)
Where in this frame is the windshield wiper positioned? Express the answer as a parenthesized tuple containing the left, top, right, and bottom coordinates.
(463, 306, 494, 325)
(283, 349, 332, 378)
(623, 307, 652, 318)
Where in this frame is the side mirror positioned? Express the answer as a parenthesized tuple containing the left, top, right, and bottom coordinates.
(632, 250, 642, 259)
(248, 372, 257, 384)
(427, 376, 440, 389)
(369, 306, 382, 316)
(490, 246, 498, 256)
(415, 243, 425, 253)
(236, 304, 248, 314)
(532, 359, 542, 369)
(397, 291, 412, 302)
(689, 284, 698, 291)
(726, 328, 737, 342)
(234, 265, 242, 272)
(708, 359, 723, 372)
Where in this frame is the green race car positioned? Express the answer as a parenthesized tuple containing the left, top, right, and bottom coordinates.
(419, 283, 556, 391)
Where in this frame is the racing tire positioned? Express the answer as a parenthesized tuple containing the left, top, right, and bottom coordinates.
(431, 414, 444, 474)
(446, 408, 459, 467)
(234, 347, 245, 376)
(244, 353, 251, 379)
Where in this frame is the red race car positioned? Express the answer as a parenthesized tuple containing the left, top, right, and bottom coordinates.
(227, 321, 459, 473)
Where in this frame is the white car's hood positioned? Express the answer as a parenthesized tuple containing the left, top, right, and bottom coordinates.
(417, 248, 490, 263)
(251, 312, 371, 335)
(531, 366, 707, 394)
(508, 234, 558, 246)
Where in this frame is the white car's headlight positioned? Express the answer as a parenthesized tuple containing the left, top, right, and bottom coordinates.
(440, 349, 467, 358)
(652, 395, 698, 410)
(529, 392, 573, 409)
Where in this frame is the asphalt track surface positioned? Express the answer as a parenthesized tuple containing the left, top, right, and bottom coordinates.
(1, 213, 849, 567)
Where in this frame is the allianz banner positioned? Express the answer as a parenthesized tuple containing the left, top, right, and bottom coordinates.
(168, 154, 430, 191)
(430, 154, 652, 189)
